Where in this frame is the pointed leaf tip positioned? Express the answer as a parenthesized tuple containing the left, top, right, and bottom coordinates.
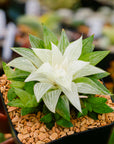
(43, 25, 58, 49)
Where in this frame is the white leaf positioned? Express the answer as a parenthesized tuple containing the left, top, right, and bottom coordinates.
(75, 77, 109, 95)
(32, 48, 52, 64)
(55, 75, 72, 91)
(68, 60, 89, 76)
(76, 82, 101, 94)
(73, 64, 105, 79)
(64, 36, 82, 62)
(11, 48, 42, 68)
(43, 90, 61, 113)
(61, 82, 81, 112)
(25, 63, 55, 83)
(8, 57, 36, 72)
(34, 83, 53, 102)
(51, 42, 63, 67)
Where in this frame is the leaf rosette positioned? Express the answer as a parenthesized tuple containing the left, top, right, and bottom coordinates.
(3, 25, 113, 128)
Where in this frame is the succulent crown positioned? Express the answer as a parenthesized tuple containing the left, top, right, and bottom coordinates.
(3, 25, 113, 127)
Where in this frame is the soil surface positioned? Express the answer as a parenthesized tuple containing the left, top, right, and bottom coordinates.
(0, 74, 114, 144)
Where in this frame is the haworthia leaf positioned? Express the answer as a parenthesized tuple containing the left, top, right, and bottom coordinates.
(32, 48, 52, 64)
(7, 88, 17, 101)
(86, 103, 92, 112)
(46, 122, 55, 129)
(54, 113, 61, 121)
(21, 107, 38, 116)
(40, 113, 53, 123)
(29, 34, 44, 48)
(90, 77, 111, 94)
(77, 108, 88, 118)
(88, 112, 98, 120)
(81, 35, 94, 55)
(73, 64, 105, 79)
(11, 47, 42, 68)
(56, 118, 73, 128)
(24, 81, 36, 95)
(43, 105, 50, 114)
(43, 90, 61, 113)
(56, 95, 70, 121)
(58, 29, 69, 54)
(25, 63, 55, 83)
(7, 99, 24, 108)
(14, 88, 32, 104)
(25, 97, 38, 107)
(43, 25, 58, 49)
(79, 51, 110, 66)
(10, 69, 30, 80)
(86, 96, 113, 114)
(64, 36, 82, 62)
(86, 97, 107, 105)
(8, 57, 36, 72)
(92, 103, 113, 113)
(34, 82, 53, 102)
(69, 60, 89, 76)
(2, 62, 30, 80)
(61, 82, 81, 112)
(10, 80, 25, 88)
(51, 42, 63, 67)
(89, 72, 110, 79)
(74, 77, 110, 95)
(2, 62, 14, 78)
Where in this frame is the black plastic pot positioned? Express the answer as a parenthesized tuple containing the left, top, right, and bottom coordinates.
(0, 92, 114, 144)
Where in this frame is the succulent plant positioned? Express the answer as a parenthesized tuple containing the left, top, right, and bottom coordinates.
(3, 25, 113, 128)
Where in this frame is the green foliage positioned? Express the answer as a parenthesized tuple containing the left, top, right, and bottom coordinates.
(78, 96, 113, 119)
(21, 107, 40, 116)
(46, 122, 55, 129)
(24, 81, 36, 95)
(7, 88, 17, 101)
(79, 51, 110, 66)
(8, 99, 24, 108)
(86, 96, 107, 104)
(58, 29, 69, 54)
(81, 35, 94, 55)
(54, 113, 61, 120)
(92, 103, 113, 113)
(88, 112, 98, 120)
(40, 113, 53, 123)
(56, 95, 70, 121)
(43, 25, 58, 49)
(41, 104, 72, 128)
(56, 118, 73, 128)
(40, 112, 55, 129)
(10, 80, 25, 88)
(14, 88, 32, 104)
(2, 62, 29, 80)
(7, 83, 39, 115)
(89, 72, 110, 79)
(29, 34, 44, 48)
(77, 108, 88, 118)
(43, 104, 50, 114)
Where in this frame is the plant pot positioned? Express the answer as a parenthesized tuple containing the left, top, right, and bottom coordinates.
(0, 92, 114, 144)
